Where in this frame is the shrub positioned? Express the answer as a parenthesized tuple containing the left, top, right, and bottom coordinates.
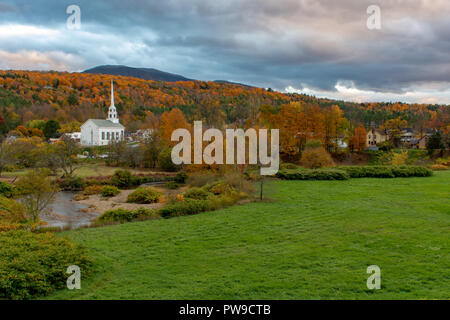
(331, 150, 348, 162)
(223, 171, 254, 194)
(101, 185, 120, 197)
(430, 164, 448, 171)
(174, 171, 188, 184)
(378, 141, 394, 151)
(391, 151, 409, 165)
(300, 147, 334, 169)
(0, 230, 92, 299)
(165, 181, 180, 189)
(82, 185, 104, 195)
(59, 176, 85, 191)
(0, 221, 23, 232)
(205, 181, 236, 195)
(183, 187, 213, 200)
(139, 176, 153, 184)
(127, 187, 162, 204)
(111, 170, 133, 188)
(0, 181, 14, 198)
(0, 196, 32, 230)
(158, 199, 214, 218)
(130, 175, 143, 186)
(277, 168, 350, 180)
(186, 171, 218, 187)
(97, 207, 159, 223)
(158, 148, 178, 172)
(376, 152, 394, 165)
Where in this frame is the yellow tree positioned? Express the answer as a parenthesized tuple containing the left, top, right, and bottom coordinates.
(382, 117, 408, 146)
(323, 105, 344, 153)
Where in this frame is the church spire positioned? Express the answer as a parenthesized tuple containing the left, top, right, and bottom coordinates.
(110, 79, 115, 107)
(107, 79, 119, 124)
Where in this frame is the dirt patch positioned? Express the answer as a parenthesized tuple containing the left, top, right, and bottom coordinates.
(76, 187, 170, 214)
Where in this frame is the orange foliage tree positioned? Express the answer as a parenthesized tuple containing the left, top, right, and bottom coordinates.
(349, 126, 367, 153)
(159, 108, 190, 146)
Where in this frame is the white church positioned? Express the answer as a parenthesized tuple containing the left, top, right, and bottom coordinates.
(80, 80, 125, 146)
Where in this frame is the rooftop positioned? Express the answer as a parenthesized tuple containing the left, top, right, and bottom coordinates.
(84, 119, 124, 128)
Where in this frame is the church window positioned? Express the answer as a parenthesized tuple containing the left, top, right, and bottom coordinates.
(107, 132, 110, 140)
(102, 132, 105, 140)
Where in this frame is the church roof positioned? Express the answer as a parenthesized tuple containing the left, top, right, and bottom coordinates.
(84, 119, 124, 128)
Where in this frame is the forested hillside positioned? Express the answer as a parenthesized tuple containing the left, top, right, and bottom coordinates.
(0, 70, 448, 134)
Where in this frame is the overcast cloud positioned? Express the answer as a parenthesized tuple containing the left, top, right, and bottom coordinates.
(0, 0, 450, 103)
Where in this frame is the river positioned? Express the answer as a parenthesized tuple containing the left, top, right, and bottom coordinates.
(42, 192, 98, 230)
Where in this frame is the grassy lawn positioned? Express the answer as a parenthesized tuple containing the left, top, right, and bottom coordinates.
(47, 171, 450, 299)
(1, 162, 159, 179)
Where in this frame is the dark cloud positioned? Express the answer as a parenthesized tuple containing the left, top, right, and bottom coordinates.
(0, 2, 15, 12)
(0, 0, 450, 102)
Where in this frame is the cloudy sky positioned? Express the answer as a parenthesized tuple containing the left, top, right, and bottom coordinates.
(0, 0, 450, 104)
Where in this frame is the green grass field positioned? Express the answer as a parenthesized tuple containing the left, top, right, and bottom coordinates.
(47, 171, 450, 299)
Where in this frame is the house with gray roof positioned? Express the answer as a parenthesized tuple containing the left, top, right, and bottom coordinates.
(80, 80, 125, 146)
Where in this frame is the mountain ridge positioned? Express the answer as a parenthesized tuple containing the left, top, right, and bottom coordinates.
(83, 65, 193, 82)
(83, 65, 254, 87)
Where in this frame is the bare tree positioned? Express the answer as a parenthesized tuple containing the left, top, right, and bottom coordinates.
(46, 136, 82, 178)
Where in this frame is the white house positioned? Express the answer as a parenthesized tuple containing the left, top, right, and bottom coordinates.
(64, 132, 81, 142)
(80, 80, 125, 146)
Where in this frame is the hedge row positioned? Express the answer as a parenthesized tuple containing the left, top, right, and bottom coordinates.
(276, 166, 433, 180)
(276, 168, 350, 180)
(336, 166, 433, 178)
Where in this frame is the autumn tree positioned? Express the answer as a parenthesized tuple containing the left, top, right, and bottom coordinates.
(0, 137, 43, 176)
(323, 105, 345, 153)
(383, 117, 408, 146)
(58, 121, 81, 134)
(160, 108, 190, 146)
(349, 126, 367, 153)
(300, 139, 334, 169)
(0, 139, 19, 177)
(15, 169, 58, 223)
(67, 92, 79, 106)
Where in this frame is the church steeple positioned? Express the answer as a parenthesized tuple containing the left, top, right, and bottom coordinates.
(107, 80, 119, 124)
